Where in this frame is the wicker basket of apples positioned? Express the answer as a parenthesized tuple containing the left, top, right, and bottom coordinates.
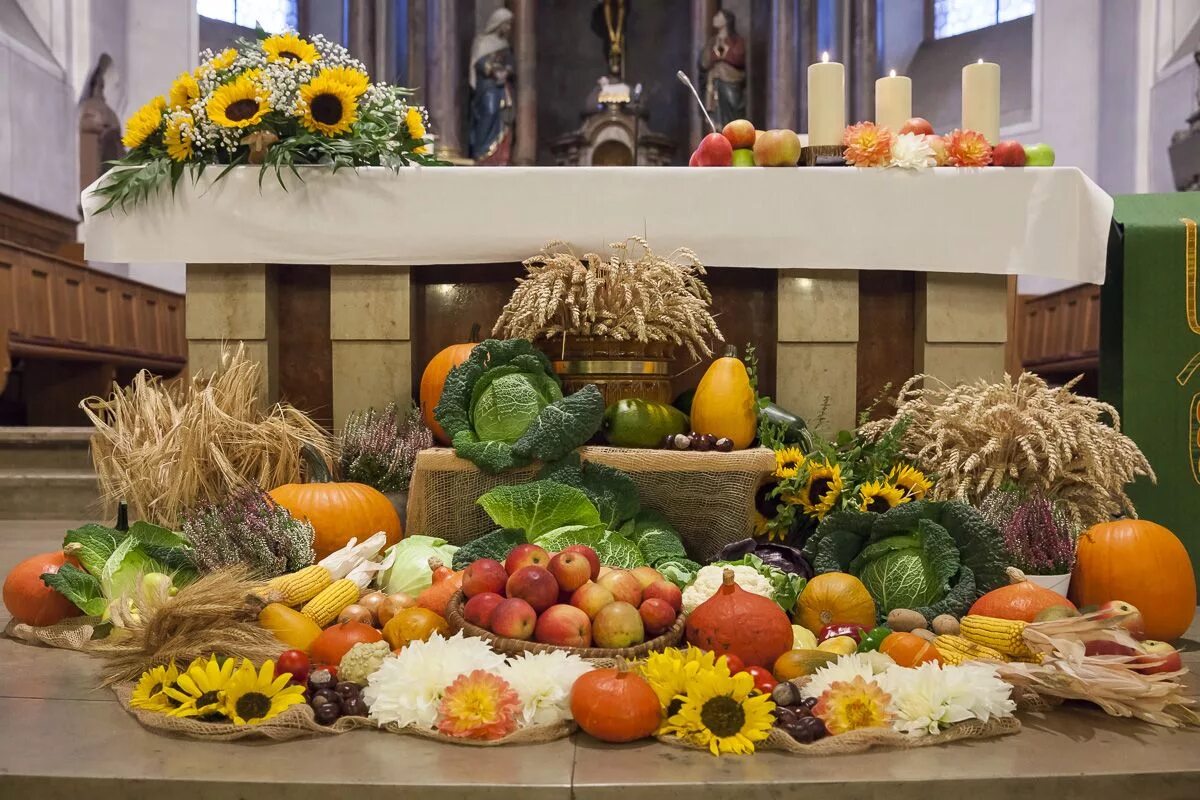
(445, 544, 687, 659)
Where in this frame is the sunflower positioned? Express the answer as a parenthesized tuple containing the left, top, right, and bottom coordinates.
(121, 96, 165, 149)
(206, 75, 270, 129)
(773, 446, 805, 480)
(752, 481, 783, 540)
(130, 662, 181, 713)
(165, 655, 235, 721)
(163, 112, 194, 162)
(205, 48, 237, 72)
(662, 668, 775, 755)
(798, 462, 843, 520)
(405, 106, 426, 140)
(640, 647, 730, 721)
(167, 72, 199, 110)
(299, 72, 358, 136)
(222, 659, 307, 725)
(857, 480, 907, 513)
(263, 33, 320, 65)
(322, 65, 370, 97)
(889, 464, 932, 500)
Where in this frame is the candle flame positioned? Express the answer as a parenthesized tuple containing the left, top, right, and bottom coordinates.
(889, 69, 896, 77)
(977, 58, 984, 64)
(821, 51, 829, 63)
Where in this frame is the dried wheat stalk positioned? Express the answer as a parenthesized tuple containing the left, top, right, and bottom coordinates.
(493, 237, 724, 359)
(859, 373, 1154, 529)
(82, 344, 333, 527)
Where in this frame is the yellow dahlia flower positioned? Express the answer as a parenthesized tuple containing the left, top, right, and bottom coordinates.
(121, 96, 165, 149)
(299, 72, 358, 136)
(263, 32, 319, 65)
(207, 75, 270, 129)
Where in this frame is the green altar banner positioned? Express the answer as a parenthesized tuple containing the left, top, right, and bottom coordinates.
(1102, 194, 1200, 585)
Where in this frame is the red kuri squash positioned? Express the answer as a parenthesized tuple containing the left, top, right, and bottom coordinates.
(420, 326, 480, 445)
(969, 567, 1076, 622)
(2, 550, 80, 626)
(686, 568, 794, 667)
(570, 661, 661, 742)
(1070, 520, 1197, 641)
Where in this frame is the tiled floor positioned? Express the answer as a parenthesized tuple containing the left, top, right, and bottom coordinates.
(2, 520, 1199, 799)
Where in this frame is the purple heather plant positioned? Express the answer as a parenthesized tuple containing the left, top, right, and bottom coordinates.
(339, 404, 433, 493)
(981, 488, 1076, 575)
(183, 486, 315, 578)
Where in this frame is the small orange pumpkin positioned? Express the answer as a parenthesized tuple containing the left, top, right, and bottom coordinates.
(879, 632, 941, 667)
(420, 326, 480, 445)
(795, 572, 877, 634)
(2, 550, 81, 627)
(969, 567, 1076, 622)
(1070, 519, 1197, 641)
(416, 557, 463, 618)
(269, 444, 402, 560)
(570, 661, 661, 743)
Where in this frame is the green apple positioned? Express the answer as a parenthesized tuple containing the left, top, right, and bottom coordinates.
(1023, 142, 1055, 166)
(731, 148, 756, 167)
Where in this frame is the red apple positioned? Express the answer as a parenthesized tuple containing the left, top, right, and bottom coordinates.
(462, 558, 508, 598)
(569, 581, 615, 620)
(638, 598, 677, 637)
(926, 134, 949, 166)
(1095, 601, 1147, 640)
(693, 132, 733, 166)
(992, 140, 1027, 166)
(721, 119, 757, 149)
(598, 570, 643, 607)
(463, 591, 505, 628)
(562, 545, 601, 580)
(535, 603, 592, 648)
(642, 580, 682, 613)
(899, 117, 934, 136)
(630, 566, 663, 589)
(688, 149, 701, 167)
(1133, 640, 1184, 675)
(752, 129, 801, 167)
(593, 601, 645, 648)
(548, 552, 592, 593)
(505, 543, 549, 575)
(1083, 639, 1138, 658)
(506, 565, 559, 613)
(490, 598, 536, 639)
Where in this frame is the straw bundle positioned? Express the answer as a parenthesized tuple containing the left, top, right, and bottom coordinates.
(82, 345, 332, 527)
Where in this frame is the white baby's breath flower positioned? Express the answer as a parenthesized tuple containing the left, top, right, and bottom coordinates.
(499, 651, 593, 727)
(889, 132, 936, 170)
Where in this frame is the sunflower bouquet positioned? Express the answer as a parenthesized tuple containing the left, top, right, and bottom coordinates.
(130, 654, 306, 725)
(96, 31, 439, 212)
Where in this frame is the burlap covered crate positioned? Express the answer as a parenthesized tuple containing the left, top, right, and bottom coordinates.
(407, 447, 776, 562)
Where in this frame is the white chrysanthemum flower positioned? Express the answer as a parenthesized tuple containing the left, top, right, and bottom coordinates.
(499, 651, 594, 727)
(889, 132, 936, 170)
(363, 632, 505, 729)
(801, 652, 894, 700)
(880, 662, 1015, 737)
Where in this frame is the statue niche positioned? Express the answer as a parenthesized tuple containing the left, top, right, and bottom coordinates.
(469, 8, 515, 165)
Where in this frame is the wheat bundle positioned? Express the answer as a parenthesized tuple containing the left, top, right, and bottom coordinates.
(493, 237, 724, 359)
(96, 568, 282, 686)
(859, 373, 1155, 529)
(82, 345, 332, 527)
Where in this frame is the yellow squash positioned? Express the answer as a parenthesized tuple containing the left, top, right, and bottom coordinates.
(690, 345, 757, 450)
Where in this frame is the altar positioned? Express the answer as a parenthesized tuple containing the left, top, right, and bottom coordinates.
(82, 165, 1113, 430)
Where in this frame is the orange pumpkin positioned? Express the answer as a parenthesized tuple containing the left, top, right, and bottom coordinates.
(570, 662, 661, 743)
(382, 606, 449, 649)
(420, 327, 480, 445)
(309, 621, 383, 667)
(879, 632, 941, 667)
(1070, 520, 1197, 641)
(969, 567, 1076, 622)
(2, 550, 81, 627)
(269, 444, 402, 559)
(795, 573, 877, 634)
(686, 568, 794, 667)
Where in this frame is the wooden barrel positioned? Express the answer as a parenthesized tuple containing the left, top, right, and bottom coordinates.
(538, 337, 674, 407)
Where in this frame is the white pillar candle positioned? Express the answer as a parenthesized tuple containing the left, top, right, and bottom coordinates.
(961, 59, 1000, 144)
(807, 52, 846, 147)
(874, 69, 911, 132)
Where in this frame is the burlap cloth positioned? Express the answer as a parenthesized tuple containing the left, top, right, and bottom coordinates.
(408, 446, 775, 562)
(5, 616, 106, 652)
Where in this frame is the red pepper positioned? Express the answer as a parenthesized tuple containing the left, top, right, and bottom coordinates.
(743, 665, 778, 694)
(818, 623, 871, 643)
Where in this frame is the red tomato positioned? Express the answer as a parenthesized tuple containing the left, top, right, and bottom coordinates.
(276, 649, 311, 685)
(721, 653, 745, 675)
(744, 665, 778, 694)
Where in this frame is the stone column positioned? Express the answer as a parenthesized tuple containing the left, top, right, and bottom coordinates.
(916, 274, 1008, 386)
(346, 0, 377, 75)
(776, 270, 860, 434)
(848, 0, 879, 124)
(330, 266, 413, 429)
(766, 0, 800, 131)
(689, 0, 718, 146)
(185, 264, 278, 406)
(513, 0, 538, 165)
(426, 0, 466, 161)
(799, 0, 819, 126)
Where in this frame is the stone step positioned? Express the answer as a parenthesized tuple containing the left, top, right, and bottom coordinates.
(0, 469, 102, 520)
(0, 427, 94, 470)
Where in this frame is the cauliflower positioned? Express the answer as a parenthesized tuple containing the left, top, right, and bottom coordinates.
(681, 565, 775, 614)
(338, 640, 391, 686)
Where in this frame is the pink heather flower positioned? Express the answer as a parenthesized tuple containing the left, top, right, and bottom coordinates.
(843, 122, 895, 168)
(945, 129, 992, 167)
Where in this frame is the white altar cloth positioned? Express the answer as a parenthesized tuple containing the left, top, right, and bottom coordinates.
(82, 166, 1114, 284)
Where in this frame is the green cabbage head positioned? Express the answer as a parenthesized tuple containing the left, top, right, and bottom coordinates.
(471, 365, 562, 443)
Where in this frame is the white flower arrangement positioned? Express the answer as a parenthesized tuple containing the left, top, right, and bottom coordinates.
(889, 132, 937, 170)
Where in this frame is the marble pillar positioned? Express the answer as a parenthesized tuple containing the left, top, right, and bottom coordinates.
(689, 0, 718, 146)
(767, 0, 801, 131)
(513, 0, 538, 165)
(426, 0, 466, 161)
(848, 0, 879, 124)
(916, 274, 1008, 386)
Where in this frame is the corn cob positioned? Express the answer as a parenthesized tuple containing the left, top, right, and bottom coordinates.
(266, 565, 333, 606)
(301, 579, 361, 626)
(933, 634, 1006, 665)
(959, 615, 1038, 660)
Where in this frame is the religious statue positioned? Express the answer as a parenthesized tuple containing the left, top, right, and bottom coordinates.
(77, 54, 123, 198)
(699, 9, 747, 129)
(468, 8, 515, 165)
(591, 0, 628, 79)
